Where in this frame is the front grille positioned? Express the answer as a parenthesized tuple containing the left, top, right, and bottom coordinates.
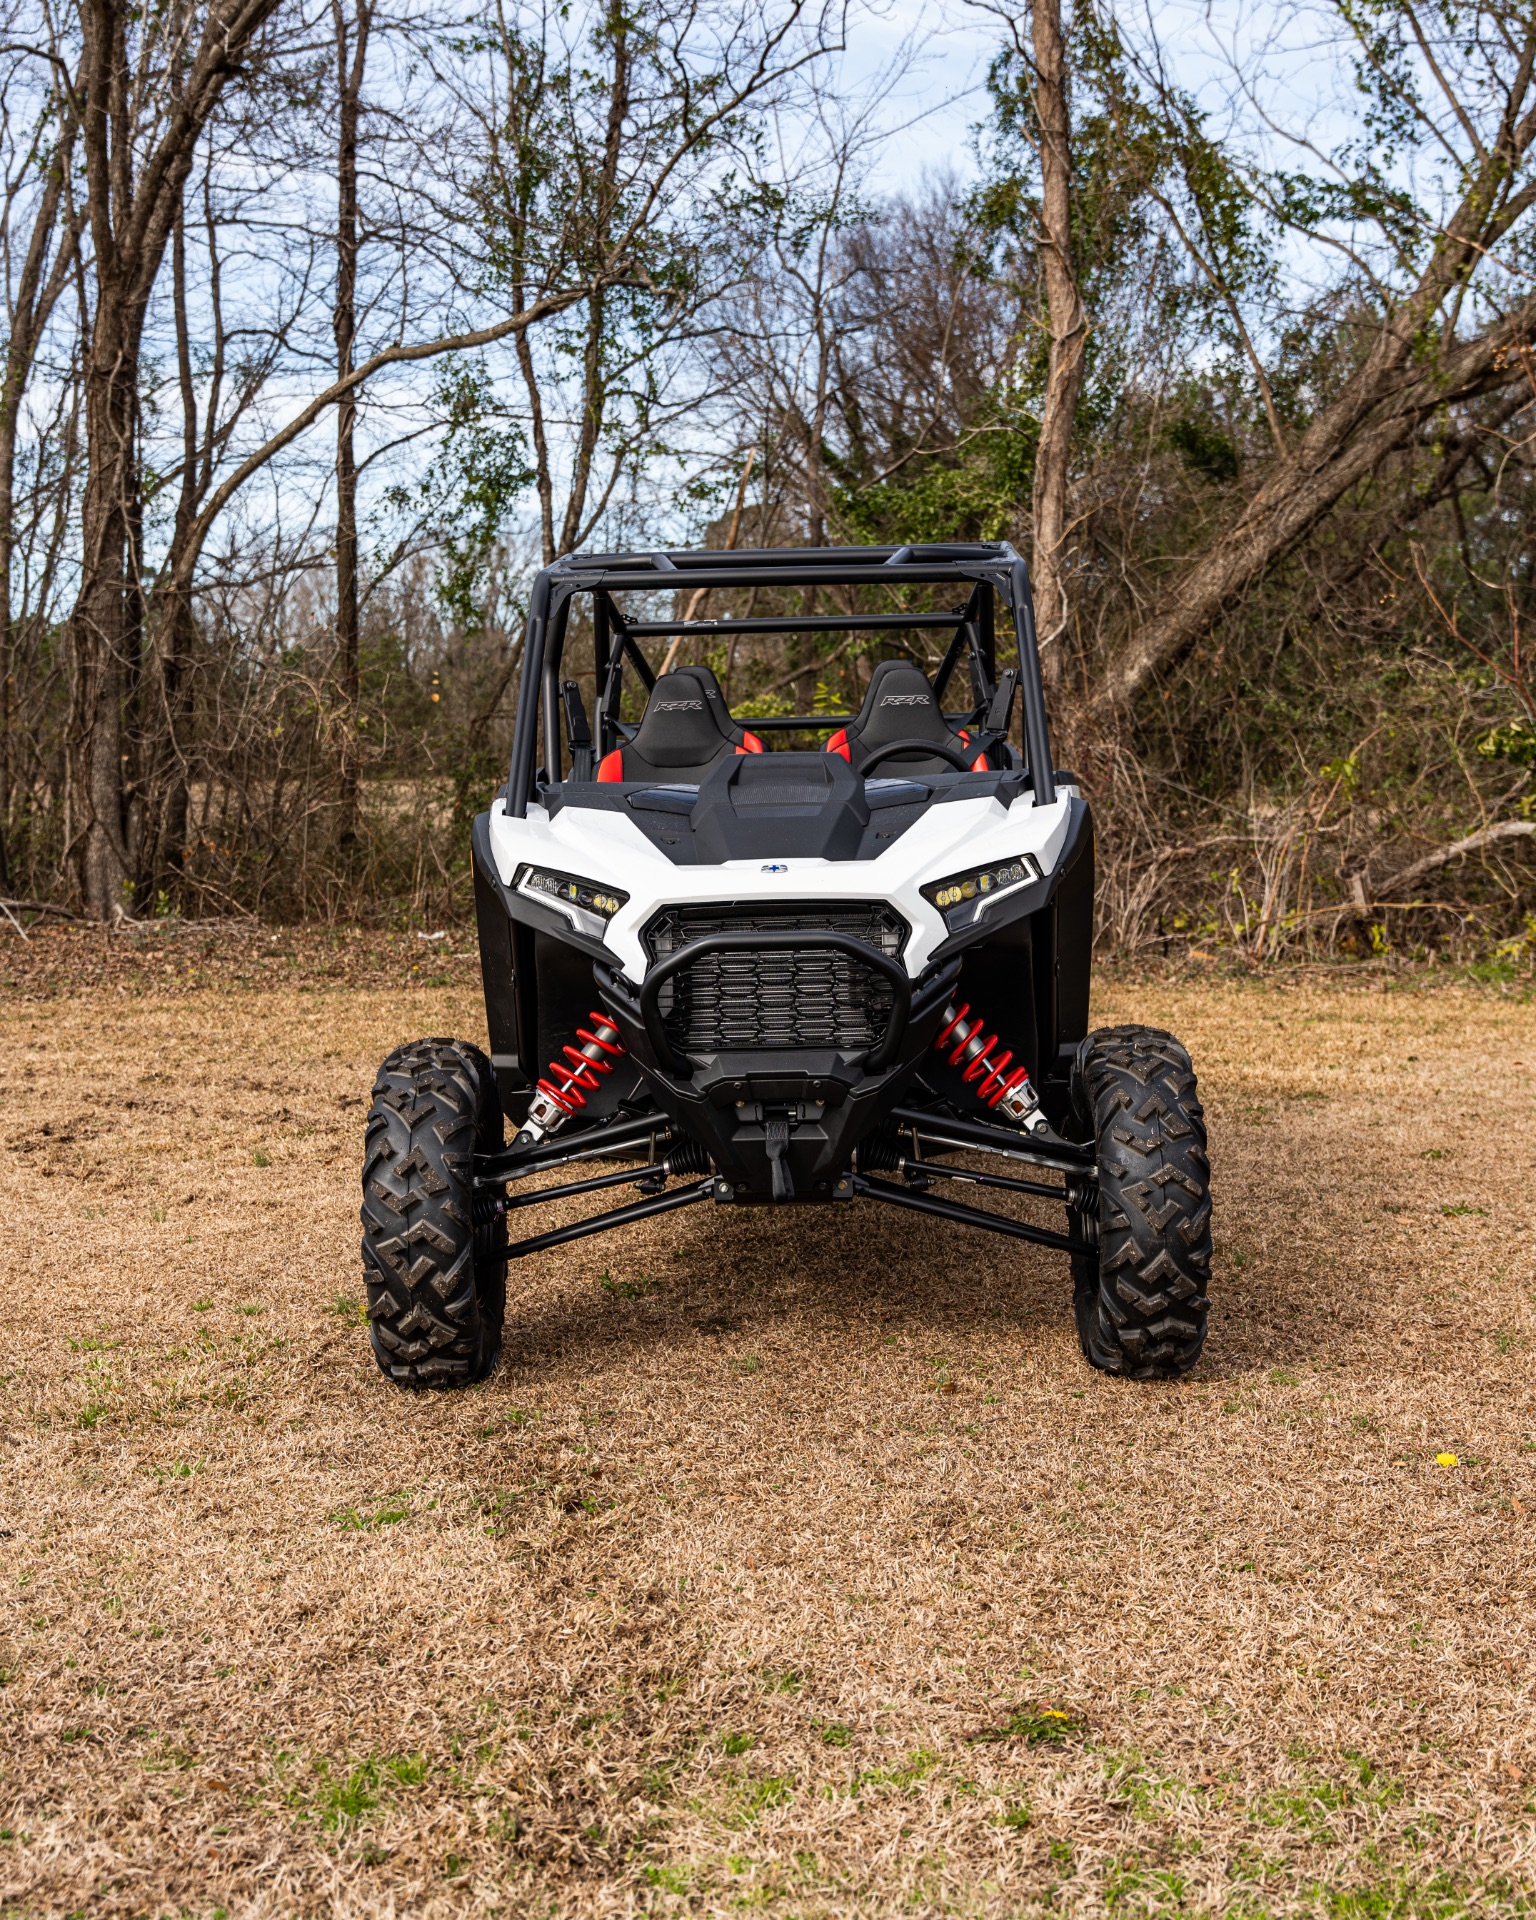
(643, 902, 908, 1053)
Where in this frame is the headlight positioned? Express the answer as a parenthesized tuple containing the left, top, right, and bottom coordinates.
(515, 865, 628, 939)
(921, 855, 1040, 925)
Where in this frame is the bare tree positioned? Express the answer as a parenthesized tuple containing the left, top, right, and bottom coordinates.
(144, 147, 282, 891)
(0, 28, 85, 884)
(155, 0, 850, 595)
(419, 0, 853, 577)
(1027, 0, 1085, 679)
(65, 0, 284, 918)
(332, 0, 370, 847)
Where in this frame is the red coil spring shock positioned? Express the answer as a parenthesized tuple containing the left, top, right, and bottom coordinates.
(934, 999, 1047, 1133)
(520, 1010, 627, 1143)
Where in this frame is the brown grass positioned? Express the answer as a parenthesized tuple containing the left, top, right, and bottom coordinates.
(2, 942, 1535, 1917)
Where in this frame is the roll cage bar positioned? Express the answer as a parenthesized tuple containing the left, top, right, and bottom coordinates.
(505, 541, 1057, 818)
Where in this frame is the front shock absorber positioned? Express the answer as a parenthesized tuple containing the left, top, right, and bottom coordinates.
(518, 1010, 627, 1144)
(934, 999, 1047, 1133)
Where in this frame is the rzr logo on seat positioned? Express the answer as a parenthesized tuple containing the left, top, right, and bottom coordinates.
(880, 692, 931, 706)
(652, 698, 704, 711)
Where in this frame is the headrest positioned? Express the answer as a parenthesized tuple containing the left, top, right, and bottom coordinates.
(674, 664, 742, 743)
(629, 672, 735, 768)
(851, 660, 952, 750)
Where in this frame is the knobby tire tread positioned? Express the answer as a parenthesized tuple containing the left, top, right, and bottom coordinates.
(1071, 1024, 1211, 1380)
(359, 1036, 507, 1387)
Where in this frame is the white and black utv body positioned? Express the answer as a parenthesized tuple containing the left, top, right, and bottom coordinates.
(360, 543, 1212, 1387)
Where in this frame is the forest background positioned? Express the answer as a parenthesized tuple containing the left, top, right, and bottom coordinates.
(2, 0, 1535, 963)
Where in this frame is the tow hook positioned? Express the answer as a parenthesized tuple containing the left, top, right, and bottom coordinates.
(764, 1115, 794, 1200)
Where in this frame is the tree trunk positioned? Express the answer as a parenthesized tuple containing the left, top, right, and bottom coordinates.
(65, 0, 283, 918)
(334, 0, 370, 850)
(146, 184, 202, 892)
(558, 286, 609, 556)
(122, 382, 146, 887)
(515, 316, 557, 565)
(1028, 0, 1086, 686)
(144, 168, 240, 896)
(68, 318, 139, 918)
(556, 14, 628, 557)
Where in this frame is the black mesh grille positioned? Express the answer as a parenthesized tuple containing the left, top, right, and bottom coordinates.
(644, 902, 907, 1054)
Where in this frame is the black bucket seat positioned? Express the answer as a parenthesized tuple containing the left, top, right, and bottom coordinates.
(825, 660, 986, 775)
(597, 671, 763, 782)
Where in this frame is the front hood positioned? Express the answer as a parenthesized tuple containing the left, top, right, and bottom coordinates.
(486, 786, 1078, 979)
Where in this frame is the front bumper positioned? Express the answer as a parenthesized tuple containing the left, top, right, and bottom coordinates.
(595, 939, 962, 1200)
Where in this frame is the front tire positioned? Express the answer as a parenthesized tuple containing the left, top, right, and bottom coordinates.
(1070, 1025, 1211, 1379)
(360, 1037, 507, 1387)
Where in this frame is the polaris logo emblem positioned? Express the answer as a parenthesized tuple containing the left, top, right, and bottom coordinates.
(761, 862, 790, 873)
(879, 692, 930, 706)
(652, 698, 703, 711)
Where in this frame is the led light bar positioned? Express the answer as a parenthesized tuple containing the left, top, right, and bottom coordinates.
(515, 866, 629, 939)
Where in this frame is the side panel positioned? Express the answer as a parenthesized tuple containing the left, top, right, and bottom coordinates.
(472, 810, 533, 1118)
(1052, 801, 1094, 1050)
(1027, 798, 1093, 1128)
(1029, 898, 1059, 1103)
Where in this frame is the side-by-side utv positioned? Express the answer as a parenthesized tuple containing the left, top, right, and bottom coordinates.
(360, 542, 1211, 1386)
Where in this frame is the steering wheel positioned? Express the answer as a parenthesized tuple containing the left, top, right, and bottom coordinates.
(858, 735, 979, 777)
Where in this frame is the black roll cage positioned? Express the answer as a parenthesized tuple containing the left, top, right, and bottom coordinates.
(505, 541, 1057, 816)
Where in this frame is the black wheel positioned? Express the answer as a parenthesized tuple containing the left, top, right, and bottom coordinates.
(1069, 1025, 1211, 1379)
(360, 1037, 507, 1387)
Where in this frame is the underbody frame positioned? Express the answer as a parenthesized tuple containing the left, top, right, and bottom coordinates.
(470, 541, 1099, 1260)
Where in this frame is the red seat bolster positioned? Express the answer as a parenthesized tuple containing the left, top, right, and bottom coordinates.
(741, 731, 764, 753)
(597, 748, 625, 782)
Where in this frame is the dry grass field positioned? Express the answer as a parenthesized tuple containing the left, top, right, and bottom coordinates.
(1, 928, 1534, 1917)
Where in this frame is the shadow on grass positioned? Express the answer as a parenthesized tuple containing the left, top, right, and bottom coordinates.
(488, 1179, 1316, 1384)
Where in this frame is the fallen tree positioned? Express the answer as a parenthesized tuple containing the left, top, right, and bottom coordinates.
(1092, 0, 1536, 721)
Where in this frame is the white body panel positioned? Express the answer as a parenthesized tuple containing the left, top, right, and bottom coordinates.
(486, 788, 1077, 980)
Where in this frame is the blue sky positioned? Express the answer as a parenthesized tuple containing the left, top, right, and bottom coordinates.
(840, 0, 1001, 188)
